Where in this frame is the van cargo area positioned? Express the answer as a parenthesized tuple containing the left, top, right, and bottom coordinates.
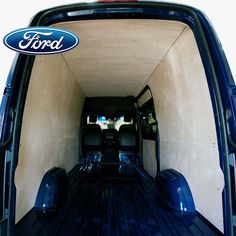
(1, 2, 235, 236)
(15, 164, 220, 236)
(13, 19, 223, 235)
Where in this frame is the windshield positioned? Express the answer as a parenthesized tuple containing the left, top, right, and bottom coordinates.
(87, 115, 133, 130)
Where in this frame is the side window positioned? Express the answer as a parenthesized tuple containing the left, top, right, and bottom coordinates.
(139, 99, 157, 140)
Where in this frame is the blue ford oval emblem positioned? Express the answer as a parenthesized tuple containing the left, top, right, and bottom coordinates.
(3, 27, 79, 55)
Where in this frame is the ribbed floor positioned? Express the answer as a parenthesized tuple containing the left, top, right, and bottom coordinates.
(15, 164, 222, 236)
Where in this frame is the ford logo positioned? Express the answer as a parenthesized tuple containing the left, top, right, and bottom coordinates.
(3, 27, 79, 55)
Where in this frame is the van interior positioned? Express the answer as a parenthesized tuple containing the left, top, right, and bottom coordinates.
(14, 19, 224, 235)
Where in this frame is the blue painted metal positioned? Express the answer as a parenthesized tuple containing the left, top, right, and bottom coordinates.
(34, 167, 69, 217)
(156, 169, 195, 213)
(0, 54, 19, 144)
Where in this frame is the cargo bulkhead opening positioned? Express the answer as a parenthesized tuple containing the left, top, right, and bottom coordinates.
(14, 19, 224, 234)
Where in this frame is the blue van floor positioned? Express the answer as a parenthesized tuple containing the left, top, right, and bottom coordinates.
(15, 164, 222, 236)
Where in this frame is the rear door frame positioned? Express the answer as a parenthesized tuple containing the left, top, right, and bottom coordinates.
(0, 2, 234, 235)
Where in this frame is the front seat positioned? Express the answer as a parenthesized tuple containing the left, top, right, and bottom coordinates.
(118, 124, 137, 164)
(82, 123, 102, 163)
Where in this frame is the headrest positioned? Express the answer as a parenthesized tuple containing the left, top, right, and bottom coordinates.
(119, 124, 135, 132)
(89, 115, 97, 123)
(85, 124, 101, 132)
(124, 115, 132, 122)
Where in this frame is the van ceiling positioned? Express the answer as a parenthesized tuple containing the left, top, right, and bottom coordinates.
(55, 20, 186, 97)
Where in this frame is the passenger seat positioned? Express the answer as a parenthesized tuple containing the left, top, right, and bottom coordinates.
(118, 124, 137, 164)
(82, 118, 102, 163)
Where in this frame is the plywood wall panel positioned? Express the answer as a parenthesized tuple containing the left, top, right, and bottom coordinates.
(147, 27, 224, 232)
(15, 54, 85, 222)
